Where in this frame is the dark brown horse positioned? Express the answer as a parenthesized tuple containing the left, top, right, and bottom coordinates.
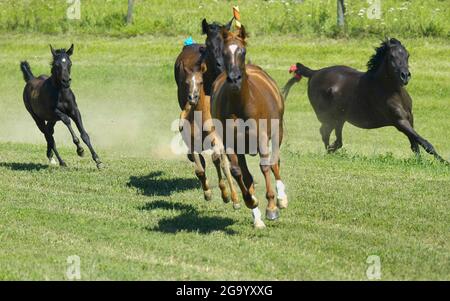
(174, 18, 233, 113)
(20, 45, 103, 169)
(283, 38, 448, 163)
(211, 26, 287, 228)
(175, 46, 239, 208)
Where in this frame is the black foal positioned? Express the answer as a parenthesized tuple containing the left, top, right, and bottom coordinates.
(20, 44, 103, 169)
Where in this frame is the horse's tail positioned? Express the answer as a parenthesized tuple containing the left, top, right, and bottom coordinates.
(282, 63, 316, 100)
(20, 61, 35, 82)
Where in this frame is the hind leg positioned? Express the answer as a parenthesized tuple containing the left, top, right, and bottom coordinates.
(45, 121, 66, 167)
(29, 113, 63, 166)
(320, 123, 333, 150)
(328, 121, 345, 153)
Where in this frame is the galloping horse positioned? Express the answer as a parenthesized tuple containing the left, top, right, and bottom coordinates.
(175, 46, 239, 207)
(283, 38, 448, 163)
(20, 45, 103, 169)
(211, 26, 288, 228)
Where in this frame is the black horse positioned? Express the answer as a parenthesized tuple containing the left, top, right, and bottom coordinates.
(20, 44, 103, 169)
(283, 38, 447, 163)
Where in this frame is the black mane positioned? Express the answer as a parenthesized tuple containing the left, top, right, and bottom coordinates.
(367, 38, 402, 73)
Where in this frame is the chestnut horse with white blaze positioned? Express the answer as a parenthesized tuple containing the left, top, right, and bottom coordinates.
(211, 26, 288, 228)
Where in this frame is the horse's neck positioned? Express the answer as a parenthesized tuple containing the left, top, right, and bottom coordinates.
(48, 75, 71, 102)
(372, 62, 401, 93)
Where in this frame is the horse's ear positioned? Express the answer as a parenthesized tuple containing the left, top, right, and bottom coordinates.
(221, 27, 229, 40)
(66, 44, 74, 56)
(224, 17, 234, 31)
(201, 18, 209, 35)
(50, 44, 56, 57)
(199, 46, 207, 57)
(201, 62, 207, 74)
(238, 25, 247, 40)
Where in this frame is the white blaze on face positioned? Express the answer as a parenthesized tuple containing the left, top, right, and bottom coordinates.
(190, 74, 198, 98)
(62, 58, 67, 63)
(228, 44, 238, 65)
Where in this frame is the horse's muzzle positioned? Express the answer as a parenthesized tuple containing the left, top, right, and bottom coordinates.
(400, 71, 411, 86)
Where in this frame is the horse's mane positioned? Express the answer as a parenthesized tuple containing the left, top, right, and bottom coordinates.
(367, 38, 402, 73)
(223, 30, 247, 47)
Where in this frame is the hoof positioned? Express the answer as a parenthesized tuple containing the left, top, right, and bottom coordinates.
(60, 162, 67, 168)
(222, 196, 230, 204)
(266, 207, 280, 221)
(254, 219, 266, 229)
(204, 189, 212, 201)
(49, 158, 58, 166)
(96, 162, 105, 170)
(77, 148, 85, 157)
(277, 196, 288, 209)
(232, 202, 241, 210)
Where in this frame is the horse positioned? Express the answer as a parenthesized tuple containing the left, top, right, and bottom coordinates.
(20, 45, 103, 169)
(283, 38, 448, 163)
(211, 26, 288, 228)
(175, 44, 239, 208)
(176, 18, 233, 125)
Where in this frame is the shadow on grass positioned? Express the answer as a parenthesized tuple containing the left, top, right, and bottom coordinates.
(0, 162, 48, 171)
(140, 200, 236, 235)
(127, 171, 199, 196)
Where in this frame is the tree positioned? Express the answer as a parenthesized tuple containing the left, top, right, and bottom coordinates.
(337, 0, 345, 28)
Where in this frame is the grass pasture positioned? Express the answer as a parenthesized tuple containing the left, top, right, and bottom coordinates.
(0, 1, 449, 280)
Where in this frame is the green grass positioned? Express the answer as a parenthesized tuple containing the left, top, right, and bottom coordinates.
(0, 32, 449, 280)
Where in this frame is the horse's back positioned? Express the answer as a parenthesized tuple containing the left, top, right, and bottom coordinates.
(307, 66, 362, 110)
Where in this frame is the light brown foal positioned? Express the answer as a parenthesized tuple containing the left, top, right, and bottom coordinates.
(175, 45, 239, 208)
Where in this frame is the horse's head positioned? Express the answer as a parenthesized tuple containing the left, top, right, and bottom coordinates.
(184, 47, 208, 106)
(50, 44, 73, 89)
(221, 25, 247, 91)
(202, 18, 233, 75)
(368, 38, 411, 86)
(386, 38, 411, 86)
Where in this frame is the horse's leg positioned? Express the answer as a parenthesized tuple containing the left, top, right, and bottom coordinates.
(45, 121, 66, 167)
(260, 155, 279, 221)
(70, 109, 103, 169)
(193, 153, 212, 201)
(29, 114, 55, 164)
(328, 121, 345, 152)
(211, 139, 240, 209)
(396, 119, 448, 163)
(227, 153, 256, 206)
(236, 154, 255, 193)
(271, 158, 288, 209)
(320, 123, 333, 151)
(212, 155, 229, 203)
(228, 153, 264, 229)
(55, 109, 84, 157)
